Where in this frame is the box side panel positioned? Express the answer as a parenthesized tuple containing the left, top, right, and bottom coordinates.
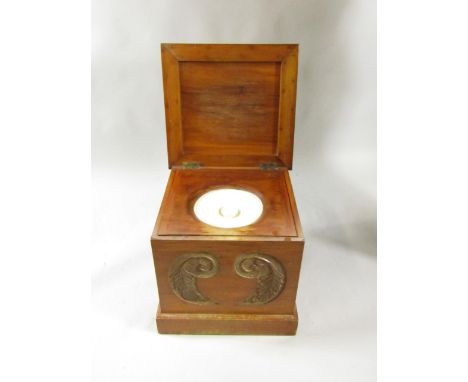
(151, 170, 176, 238)
(151, 238, 304, 315)
(283, 171, 304, 238)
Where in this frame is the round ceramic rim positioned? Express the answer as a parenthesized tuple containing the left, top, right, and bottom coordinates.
(193, 188, 263, 229)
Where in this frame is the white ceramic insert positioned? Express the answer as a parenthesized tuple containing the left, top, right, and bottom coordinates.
(193, 188, 263, 229)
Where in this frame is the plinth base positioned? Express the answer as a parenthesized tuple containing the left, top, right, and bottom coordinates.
(156, 305, 298, 335)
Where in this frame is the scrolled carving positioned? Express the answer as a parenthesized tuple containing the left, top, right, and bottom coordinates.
(234, 254, 286, 305)
(169, 253, 219, 305)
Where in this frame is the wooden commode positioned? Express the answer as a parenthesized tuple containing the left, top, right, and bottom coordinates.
(151, 43, 304, 335)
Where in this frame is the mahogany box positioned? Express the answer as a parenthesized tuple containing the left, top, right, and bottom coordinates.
(151, 44, 304, 335)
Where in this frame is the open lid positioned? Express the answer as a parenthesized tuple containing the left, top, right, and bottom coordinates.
(161, 44, 298, 169)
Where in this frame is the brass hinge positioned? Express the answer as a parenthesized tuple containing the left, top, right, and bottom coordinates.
(181, 161, 201, 169)
(259, 162, 282, 171)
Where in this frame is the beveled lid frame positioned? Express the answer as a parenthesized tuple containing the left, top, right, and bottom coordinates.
(161, 43, 299, 169)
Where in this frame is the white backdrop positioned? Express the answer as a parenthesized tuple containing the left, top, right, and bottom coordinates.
(92, 0, 376, 381)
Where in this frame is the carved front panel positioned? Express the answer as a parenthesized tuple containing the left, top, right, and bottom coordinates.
(168, 252, 286, 305)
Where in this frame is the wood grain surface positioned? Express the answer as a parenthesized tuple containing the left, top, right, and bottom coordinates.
(161, 43, 299, 169)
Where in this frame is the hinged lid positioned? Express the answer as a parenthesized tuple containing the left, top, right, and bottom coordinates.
(161, 43, 299, 169)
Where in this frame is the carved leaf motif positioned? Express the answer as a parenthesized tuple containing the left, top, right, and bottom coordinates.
(169, 253, 218, 305)
(234, 254, 286, 305)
